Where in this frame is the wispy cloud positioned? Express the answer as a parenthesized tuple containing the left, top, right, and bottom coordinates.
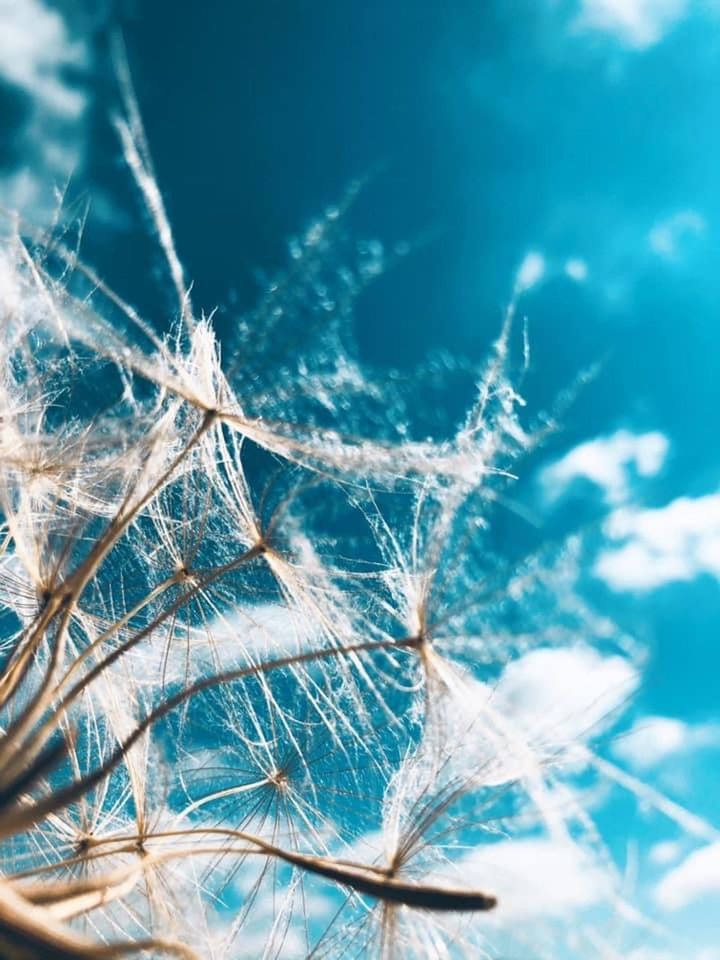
(572, 0, 689, 49)
(649, 840, 683, 865)
(613, 715, 720, 771)
(494, 644, 638, 749)
(564, 257, 589, 281)
(541, 430, 669, 505)
(625, 949, 720, 960)
(514, 250, 547, 293)
(595, 491, 720, 590)
(655, 841, 720, 909)
(0, 0, 90, 220)
(458, 836, 611, 920)
(648, 209, 706, 260)
(0, 0, 87, 116)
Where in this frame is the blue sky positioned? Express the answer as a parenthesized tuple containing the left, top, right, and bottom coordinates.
(1, 0, 718, 956)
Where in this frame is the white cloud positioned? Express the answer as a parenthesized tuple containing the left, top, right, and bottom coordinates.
(417, 645, 638, 797)
(573, 0, 689, 49)
(0, 0, 87, 116)
(123, 601, 317, 692)
(565, 257, 589, 281)
(202, 601, 320, 661)
(648, 209, 706, 260)
(655, 842, 720, 910)
(649, 840, 683, 865)
(613, 716, 686, 769)
(613, 715, 720, 771)
(515, 250, 546, 292)
(625, 950, 720, 960)
(457, 837, 610, 919)
(541, 430, 669, 505)
(494, 645, 639, 748)
(595, 491, 720, 590)
(0, 0, 90, 221)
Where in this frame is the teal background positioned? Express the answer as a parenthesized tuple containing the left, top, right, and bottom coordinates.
(1, 0, 718, 953)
